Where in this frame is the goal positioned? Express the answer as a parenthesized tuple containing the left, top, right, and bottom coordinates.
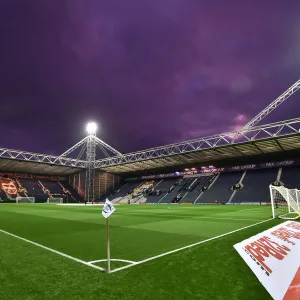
(269, 185, 300, 220)
(16, 197, 35, 203)
(47, 197, 63, 204)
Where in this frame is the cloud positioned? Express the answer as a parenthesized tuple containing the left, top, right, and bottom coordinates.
(0, 0, 300, 154)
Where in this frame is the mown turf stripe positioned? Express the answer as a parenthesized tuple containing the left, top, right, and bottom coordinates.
(110, 218, 273, 273)
(0, 229, 105, 272)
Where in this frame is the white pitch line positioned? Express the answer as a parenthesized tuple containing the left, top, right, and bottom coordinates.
(213, 207, 265, 215)
(0, 229, 105, 272)
(193, 216, 264, 222)
(235, 207, 265, 212)
(88, 259, 136, 264)
(110, 218, 273, 273)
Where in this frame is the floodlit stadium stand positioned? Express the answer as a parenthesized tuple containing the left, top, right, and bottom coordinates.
(159, 178, 194, 204)
(195, 172, 242, 204)
(96, 164, 300, 205)
(109, 181, 141, 203)
(231, 169, 278, 203)
(180, 175, 214, 203)
(146, 178, 178, 203)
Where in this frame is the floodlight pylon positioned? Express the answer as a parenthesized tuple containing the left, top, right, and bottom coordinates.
(85, 133, 96, 201)
(59, 128, 122, 201)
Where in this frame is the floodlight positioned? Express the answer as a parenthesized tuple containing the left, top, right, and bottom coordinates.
(86, 122, 97, 135)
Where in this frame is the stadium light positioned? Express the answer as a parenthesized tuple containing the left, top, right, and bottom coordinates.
(86, 122, 97, 135)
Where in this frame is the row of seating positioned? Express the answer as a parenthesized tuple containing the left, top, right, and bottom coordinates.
(103, 166, 300, 204)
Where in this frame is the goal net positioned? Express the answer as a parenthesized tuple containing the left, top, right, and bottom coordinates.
(16, 197, 35, 203)
(269, 185, 300, 220)
(47, 197, 63, 204)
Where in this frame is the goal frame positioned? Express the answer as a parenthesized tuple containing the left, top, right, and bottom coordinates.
(269, 185, 300, 220)
(16, 197, 35, 204)
(46, 197, 63, 204)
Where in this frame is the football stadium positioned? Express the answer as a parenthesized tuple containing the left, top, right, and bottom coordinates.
(1, 81, 300, 300)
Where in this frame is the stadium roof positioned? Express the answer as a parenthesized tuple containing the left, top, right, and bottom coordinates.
(94, 118, 300, 174)
(0, 148, 85, 176)
(1, 118, 300, 176)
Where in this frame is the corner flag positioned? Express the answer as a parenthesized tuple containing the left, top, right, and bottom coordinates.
(102, 199, 115, 273)
(102, 199, 115, 219)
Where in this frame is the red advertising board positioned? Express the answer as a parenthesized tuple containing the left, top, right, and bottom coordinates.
(234, 221, 300, 300)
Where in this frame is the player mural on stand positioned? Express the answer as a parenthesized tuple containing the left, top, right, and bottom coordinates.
(0, 178, 19, 199)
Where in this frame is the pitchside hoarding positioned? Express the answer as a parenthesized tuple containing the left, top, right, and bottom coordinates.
(234, 221, 300, 300)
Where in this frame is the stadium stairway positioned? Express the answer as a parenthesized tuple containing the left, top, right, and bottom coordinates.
(110, 181, 142, 204)
(129, 181, 156, 204)
(59, 182, 84, 202)
(159, 178, 193, 204)
(231, 169, 278, 203)
(180, 175, 214, 203)
(15, 179, 27, 197)
(280, 166, 300, 189)
(98, 182, 124, 201)
(146, 178, 179, 203)
(21, 179, 42, 195)
(41, 181, 62, 194)
(144, 179, 163, 203)
(41, 181, 79, 203)
(196, 172, 243, 204)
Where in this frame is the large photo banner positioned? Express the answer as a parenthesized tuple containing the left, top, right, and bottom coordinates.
(234, 221, 300, 300)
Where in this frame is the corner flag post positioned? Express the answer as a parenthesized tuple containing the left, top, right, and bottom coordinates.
(106, 217, 111, 272)
(102, 199, 115, 273)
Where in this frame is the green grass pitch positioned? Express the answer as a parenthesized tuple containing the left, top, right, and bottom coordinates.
(0, 204, 282, 300)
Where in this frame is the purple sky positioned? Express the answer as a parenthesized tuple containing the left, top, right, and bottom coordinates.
(1, 0, 300, 156)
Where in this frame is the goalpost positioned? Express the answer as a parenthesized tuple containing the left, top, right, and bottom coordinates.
(16, 197, 35, 203)
(269, 185, 300, 220)
(47, 197, 63, 204)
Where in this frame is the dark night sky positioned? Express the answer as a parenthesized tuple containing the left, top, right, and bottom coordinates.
(1, 0, 300, 156)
